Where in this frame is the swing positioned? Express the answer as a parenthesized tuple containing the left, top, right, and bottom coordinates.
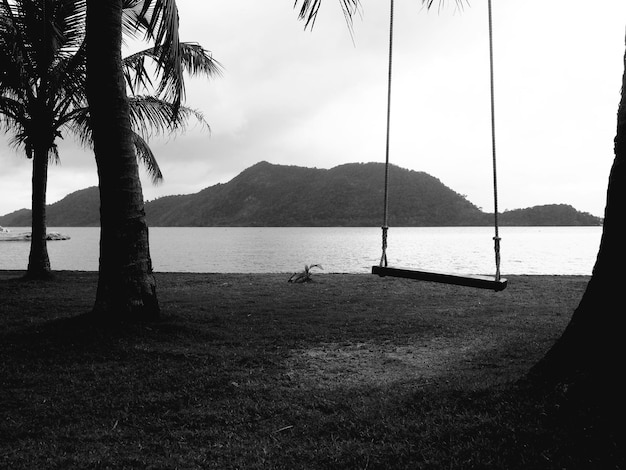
(372, 0, 507, 292)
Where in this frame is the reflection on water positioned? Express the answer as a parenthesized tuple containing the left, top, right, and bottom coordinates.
(0, 226, 602, 275)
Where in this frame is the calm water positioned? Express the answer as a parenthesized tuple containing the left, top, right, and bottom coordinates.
(0, 226, 602, 275)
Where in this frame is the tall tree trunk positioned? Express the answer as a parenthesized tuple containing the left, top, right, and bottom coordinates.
(25, 146, 51, 279)
(529, 35, 626, 393)
(85, 0, 159, 320)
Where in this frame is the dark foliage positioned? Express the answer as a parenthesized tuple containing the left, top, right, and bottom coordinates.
(499, 204, 600, 226)
(0, 162, 602, 227)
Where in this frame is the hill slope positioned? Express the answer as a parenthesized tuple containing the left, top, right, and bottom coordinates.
(0, 161, 602, 227)
(0, 187, 100, 227)
(498, 204, 600, 226)
(144, 161, 485, 226)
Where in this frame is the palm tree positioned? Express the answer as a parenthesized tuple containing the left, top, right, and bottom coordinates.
(0, 0, 220, 281)
(1, 0, 87, 279)
(528, 38, 626, 403)
(84, 0, 194, 319)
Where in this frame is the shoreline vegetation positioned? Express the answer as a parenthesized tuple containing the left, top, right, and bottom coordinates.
(1, 271, 623, 468)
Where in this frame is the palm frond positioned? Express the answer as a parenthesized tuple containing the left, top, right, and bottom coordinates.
(122, 41, 222, 99)
(121, 1, 145, 40)
(60, 106, 164, 185)
(61, 96, 204, 186)
(128, 95, 207, 138)
(0, 96, 28, 127)
(52, 0, 87, 54)
(294, 0, 360, 30)
(0, 1, 37, 99)
(49, 41, 88, 118)
(122, 47, 155, 97)
(172, 42, 223, 79)
(132, 132, 163, 184)
(60, 105, 91, 147)
(294, 0, 468, 30)
(135, 0, 183, 110)
(49, 142, 60, 165)
(421, 0, 468, 13)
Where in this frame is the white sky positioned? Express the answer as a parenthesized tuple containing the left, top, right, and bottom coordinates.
(2, 0, 625, 218)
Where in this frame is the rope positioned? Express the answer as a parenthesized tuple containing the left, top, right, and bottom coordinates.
(487, 0, 502, 281)
(378, 0, 503, 280)
(380, 226, 388, 267)
(380, 0, 394, 268)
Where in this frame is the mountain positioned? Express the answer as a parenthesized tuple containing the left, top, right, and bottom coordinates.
(144, 161, 485, 226)
(498, 204, 600, 226)
(0, 161, 603, 227)
(0, 187, 100, 227)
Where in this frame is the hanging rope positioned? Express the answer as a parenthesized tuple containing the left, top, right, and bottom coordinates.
(487, 0, 503, 281)
(380, 0, 395, 268)
(378, 0, 503, 282)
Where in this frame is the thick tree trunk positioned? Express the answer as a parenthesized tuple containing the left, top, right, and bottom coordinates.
(25, 146, 52, 279)
(529, 36, 626, 392)
(85, 0, 159, 320)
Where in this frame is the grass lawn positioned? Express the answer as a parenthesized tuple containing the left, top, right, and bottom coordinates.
(0, 271, 623, 469)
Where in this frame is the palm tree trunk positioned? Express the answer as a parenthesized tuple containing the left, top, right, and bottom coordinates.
(85, 0, 159, 320)
(26, 146, 51, 279)
(529, 34, 626, 392)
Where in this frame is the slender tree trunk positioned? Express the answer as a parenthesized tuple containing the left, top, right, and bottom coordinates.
(85, 0, 159, 320)
(529, 35, 626, 392)
(25, 146, 52, 279)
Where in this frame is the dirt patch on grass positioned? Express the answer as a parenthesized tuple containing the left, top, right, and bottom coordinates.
(287, 334, 500, 389)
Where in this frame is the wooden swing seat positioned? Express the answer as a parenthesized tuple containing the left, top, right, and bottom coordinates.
(371, 265, 508, 291)
(371, 0, 506, 294)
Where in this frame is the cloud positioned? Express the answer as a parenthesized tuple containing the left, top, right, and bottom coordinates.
(1, 0, 625, 218)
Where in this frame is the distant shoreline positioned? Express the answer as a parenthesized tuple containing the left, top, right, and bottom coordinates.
(0, 162, 603, 226)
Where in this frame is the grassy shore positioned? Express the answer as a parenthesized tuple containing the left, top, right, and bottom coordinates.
(0, 271, 622, 469)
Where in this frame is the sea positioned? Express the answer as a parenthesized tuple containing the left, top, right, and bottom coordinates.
(0, 226, 602, 275)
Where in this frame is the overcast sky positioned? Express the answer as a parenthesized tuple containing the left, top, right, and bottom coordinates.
(2, 0, 626, 218)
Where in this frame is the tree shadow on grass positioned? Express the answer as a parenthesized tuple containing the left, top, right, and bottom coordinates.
(0, 310, 206, 369)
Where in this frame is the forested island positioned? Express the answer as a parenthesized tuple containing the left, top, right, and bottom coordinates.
(0, 161, 602, 227)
